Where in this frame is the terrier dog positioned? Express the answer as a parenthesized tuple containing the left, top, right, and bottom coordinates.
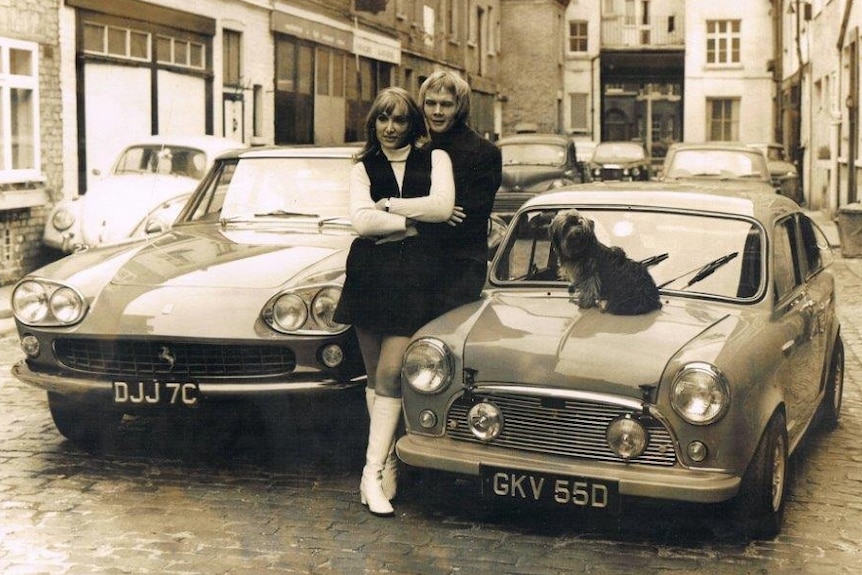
(549, 209, 662, 315)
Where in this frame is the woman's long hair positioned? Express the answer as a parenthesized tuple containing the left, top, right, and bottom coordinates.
(356, 87, 427, 161)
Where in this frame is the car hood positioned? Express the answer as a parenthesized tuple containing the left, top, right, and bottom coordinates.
(500, 165, 568, 192)
(32, 224, 355, 337)
(456, 292, 730, 398)
(766, 160, 797, 176)
(79, 175, 199, 247)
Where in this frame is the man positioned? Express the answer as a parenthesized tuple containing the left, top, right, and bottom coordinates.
(418, 71, 503, 315)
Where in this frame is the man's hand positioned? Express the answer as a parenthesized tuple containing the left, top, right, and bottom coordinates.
(447, 205, 466, 226)
(374, 198, 388, 211)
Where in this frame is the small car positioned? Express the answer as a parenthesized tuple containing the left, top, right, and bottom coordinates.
(749, 142, 803, 204)
(43, 135, 240, 253)
(494, 133, 584, 220)
(13, 146, 367, 447)
(658, 142, 775, 194)
(396, 182, 842, 538)
(588, 141, 651, 181)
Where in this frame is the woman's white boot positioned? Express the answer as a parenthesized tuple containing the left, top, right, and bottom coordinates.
(365, 387, 398, 501)
(360, 396, 402, 517)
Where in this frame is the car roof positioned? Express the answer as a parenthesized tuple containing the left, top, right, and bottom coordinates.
(667, 141, 762, 152)
(522, 181, 799, 221)
(497, 133, 571, 146)
(216, 144, 363, 160)
(120, 134, 242, 152)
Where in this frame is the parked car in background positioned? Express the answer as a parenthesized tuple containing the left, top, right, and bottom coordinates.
(43, 135, 240, 253)
(13, 146, 367, 447)
(749, 142, 803, 204)
(587, 141, 651, 181)
(397, 183, 842, 539)
(657, 142, 775, 194)
(571, 134, 598, 165)
(494, 133, 584, 220)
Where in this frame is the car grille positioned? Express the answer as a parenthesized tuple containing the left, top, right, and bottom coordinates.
(447, 392, 677, 467)
(599, 168, 624, 181)
(53, 338, 297, 378)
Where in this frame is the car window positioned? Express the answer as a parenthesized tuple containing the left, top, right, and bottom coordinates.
(491, 207, 764, 301)
(185, 156, 354, 223)
(500, 143, 567, 167)
(666, 149, 768, 180)
(114, 145, 207, 178)
(773, 217, 802, 302)
(798, 214, 833, 279)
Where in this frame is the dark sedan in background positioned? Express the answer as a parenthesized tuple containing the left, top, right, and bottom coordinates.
(587, 141, 651, 181)
(493, 133, 585, 220)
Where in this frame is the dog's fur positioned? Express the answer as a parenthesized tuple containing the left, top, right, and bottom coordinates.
(549, 209, 662, 315)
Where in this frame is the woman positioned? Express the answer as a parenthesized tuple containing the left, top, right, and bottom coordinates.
(333, 87, 454, 517)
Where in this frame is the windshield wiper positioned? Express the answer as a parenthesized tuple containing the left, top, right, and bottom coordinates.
(658, 252, 738, 289)
(639, 252, 669, 268)
(254, 210, 319, 218)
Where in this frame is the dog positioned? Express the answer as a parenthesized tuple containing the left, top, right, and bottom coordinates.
(549, 209, 662, 315)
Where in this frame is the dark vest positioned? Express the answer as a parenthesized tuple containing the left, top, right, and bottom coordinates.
(362, 147, 433, 201)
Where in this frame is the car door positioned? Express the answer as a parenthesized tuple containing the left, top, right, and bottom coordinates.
(771, 215, 825, 444)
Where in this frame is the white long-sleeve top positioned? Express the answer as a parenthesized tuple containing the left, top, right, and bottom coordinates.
(349, 145, 455, 242)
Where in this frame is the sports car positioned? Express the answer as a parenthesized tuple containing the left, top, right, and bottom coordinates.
(13, 146, 367, 447)
(396, 182, 843, 538)
(43, 135, 240, 253)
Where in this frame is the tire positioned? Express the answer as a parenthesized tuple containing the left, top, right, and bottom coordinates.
(819, 335, 844, 430)
(732, 412, 788, 539)
(47, 392, 122, 450)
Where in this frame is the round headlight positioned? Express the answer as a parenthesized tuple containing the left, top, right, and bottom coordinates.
(52, 209, 76, 232)
(272, 293, 308, 332)
(468, 401, 503, 441)
(12, 281, 49, 324)
(606, 416, 648, 459)
(671, 363, 730, 425)
(311, 286, 347, 332)
(402, 338, 453, 394)
(49, 286, 85, 324)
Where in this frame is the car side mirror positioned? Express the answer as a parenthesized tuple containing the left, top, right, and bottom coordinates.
(144, 218, 168, 235)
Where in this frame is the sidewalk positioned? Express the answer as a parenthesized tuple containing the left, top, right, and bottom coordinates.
(0, 207, 844, 333)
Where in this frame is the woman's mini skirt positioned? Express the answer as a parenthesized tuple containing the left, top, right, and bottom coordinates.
(334, 235, 441, 336)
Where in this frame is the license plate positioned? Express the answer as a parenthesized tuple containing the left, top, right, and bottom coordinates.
(112, 381, 200, 408)
(480, 465, 619, 512)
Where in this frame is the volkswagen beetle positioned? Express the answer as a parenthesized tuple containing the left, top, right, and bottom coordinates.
(396, 182, 843, 538)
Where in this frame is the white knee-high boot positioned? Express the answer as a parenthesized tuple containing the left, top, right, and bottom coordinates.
(365, 387, 398, 501)
(360, 396, 402, 517)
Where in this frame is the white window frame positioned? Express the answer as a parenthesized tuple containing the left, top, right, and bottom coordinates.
(706, 20, 741, 66)
(0, 37, 41, 184)
(568, 20, 589, 53)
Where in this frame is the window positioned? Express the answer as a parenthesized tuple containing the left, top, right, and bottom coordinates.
(84, 22, 150, 62)
(223, 30, 241, 87)
(568, 21, 588, 52)
(447, 0, 459, 40)
(0, 38, 39, 180)
(706, 20, 740, 65)
(156, 35, 206, 69)
(773, 218, 801, 301)
(707, 98, 739, 141)
(569, 93, 588, 132)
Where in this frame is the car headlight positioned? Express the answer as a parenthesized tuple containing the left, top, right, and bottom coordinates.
(271, 293, 308, 332)
(51, 209, 76, 232)
(311, 286, 347, 331)
(402, 338, 453, 394)
(263, 285, 350, 335)
(12, 279, 87, 326)
(670, 362, 730, 425)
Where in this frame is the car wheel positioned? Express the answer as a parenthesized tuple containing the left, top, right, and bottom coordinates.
(47, 392, 122, 450)
(732, 412, 788, 539)
(820, 335, 844, 430)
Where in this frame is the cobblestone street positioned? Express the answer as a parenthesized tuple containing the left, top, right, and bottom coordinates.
(2, 256, 862, 574)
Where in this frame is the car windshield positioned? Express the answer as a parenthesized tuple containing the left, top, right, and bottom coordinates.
(114, 145, 208, 179)
(500, 143, 567, 167)
(491, 207, 765, 301)
(592, 143, 645, 162)
(665, 149, 768, 180)
(184, 156, 354, 223)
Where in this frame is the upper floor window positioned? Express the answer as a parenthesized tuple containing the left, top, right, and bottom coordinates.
(568, 21, 588, 52)
(0, 37, 40, 181)
(706, 20, 740, 65)
(83, 22, 150, 61)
